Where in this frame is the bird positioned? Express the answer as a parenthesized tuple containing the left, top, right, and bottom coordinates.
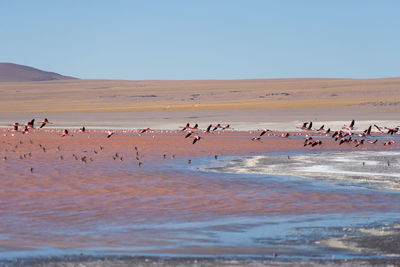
(297, 122, 308, 130)
(61, 129, 69, 137)
(192, 136, 201, 144)
(374, 124, 384, 133)
(311, 140, 321, 147)
(191, 123, 199, 130)
(213, 124, 221, 131)
(260, 129, 269, 136)
(343, 119, 355, 130)
(205, 124, 212, 133)
(355, 139, 364, 147)
(386, 127, 399, 135)
(251, 137, 261, 141)
(185, 131, 193, 138)
(316, 125, 325, 131)
(384, 140, 394, 146)
(221, 124, 231, 130)
(107, 131, 114, 138)
(281, 132, 290, 138)
(140, 128, 151, 133)
(80, 126, 86, 132)
(304, 136, 313, 146)
(12, 123, 21, 131)
(368, 139, 378, 144)
(22, 125, 29, 134)
(331, 130, 341, 139)
(39, 118, 51, 129)
(27, 119, 35, 128)
(365, 125, 372, 136)
(339, 138, 351, 145)
(325, 128, 331, 135)
(359, 126, 372, 137)
(181, 123, 190, 131)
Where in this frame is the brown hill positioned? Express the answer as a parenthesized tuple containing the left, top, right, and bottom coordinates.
(0, 63, 77, 82)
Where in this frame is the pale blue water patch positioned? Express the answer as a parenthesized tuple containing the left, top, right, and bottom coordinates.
(2, 212, 399, 261)
(201, 150, 400, 192)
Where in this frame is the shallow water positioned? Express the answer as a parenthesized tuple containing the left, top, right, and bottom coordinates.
(208, 150, 400, 191)
(1, 134, 400, 262)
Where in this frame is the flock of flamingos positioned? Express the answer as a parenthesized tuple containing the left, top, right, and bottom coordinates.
(4, 118, 400, 145)
(3, 118, 399, 148)
(1, 117, 399, 173)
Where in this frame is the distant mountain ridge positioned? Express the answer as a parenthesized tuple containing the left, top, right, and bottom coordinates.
(0, 63, 77, 82)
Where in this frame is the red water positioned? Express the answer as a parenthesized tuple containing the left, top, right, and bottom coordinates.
(0, 129, 399, 255)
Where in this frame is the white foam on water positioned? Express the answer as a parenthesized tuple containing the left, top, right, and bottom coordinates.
(212, 150, 400, 191)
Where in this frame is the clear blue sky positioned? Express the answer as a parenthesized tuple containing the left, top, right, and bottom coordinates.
(1, 0, 399, 80)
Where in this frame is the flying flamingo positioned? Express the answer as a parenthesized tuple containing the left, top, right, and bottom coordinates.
(192, 136, 201, 144)
(384, 140, 395, 146)
(342, 120, 355, 130)
(181, 123, 190, 131)
(260, 129, 269, 136)
(140, 128, 151, 133)
(359, 125, 372, 137)
(27, 119, 35, 128)
(213, 124, 221, 131)
(61, 129, 69, 137)
(39, 118, 52, 129)
(297, 122, 308, 130)
(355, 139, 364, 147)
(107, 131, 115, 138)
(281, 132, 290, 138)
(374, 124, 384, 133)
(386, 127, 399, 135)
(22, 125, 29, 134)
(311, 140, 322, 147)
(325, 128, 331, 135)
(12, 123, 21, 131)
(185, 131, 193, 138)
